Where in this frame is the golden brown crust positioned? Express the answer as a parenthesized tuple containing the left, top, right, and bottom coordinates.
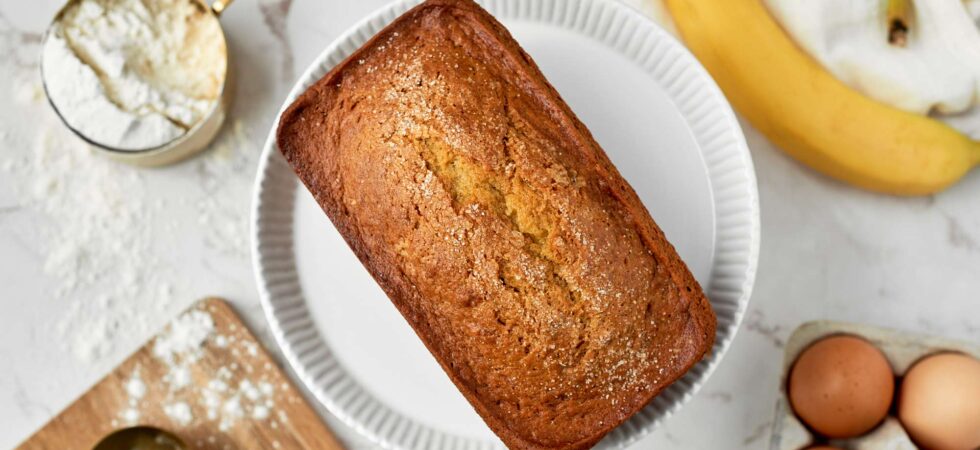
(276, 1, 716, 448)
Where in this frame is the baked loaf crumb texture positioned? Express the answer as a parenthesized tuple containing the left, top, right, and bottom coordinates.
(277, 1, 716, 448)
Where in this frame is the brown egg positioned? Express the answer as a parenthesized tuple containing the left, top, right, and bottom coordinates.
(898, 352, 980, 450)
(806, 447, 844, 450)
(788, 335, 894, 438)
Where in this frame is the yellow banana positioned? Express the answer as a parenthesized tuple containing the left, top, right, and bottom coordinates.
(664, 0, 980, 195)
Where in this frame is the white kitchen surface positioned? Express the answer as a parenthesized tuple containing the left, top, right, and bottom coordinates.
(0, 1, 977, 449)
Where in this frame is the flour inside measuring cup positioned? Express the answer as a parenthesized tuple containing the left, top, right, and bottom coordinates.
(42, 0, 226, 151)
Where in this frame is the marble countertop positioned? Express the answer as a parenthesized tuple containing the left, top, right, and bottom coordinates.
(0, 1, 977, 449)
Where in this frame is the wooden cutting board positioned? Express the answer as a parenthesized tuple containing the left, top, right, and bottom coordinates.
(17, 298, 345, 450)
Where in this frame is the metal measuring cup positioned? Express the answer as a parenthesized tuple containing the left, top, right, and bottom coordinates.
(40, 0, 235, 166)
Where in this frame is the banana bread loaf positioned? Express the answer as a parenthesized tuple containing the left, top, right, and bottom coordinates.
(277, 1, 716, 448)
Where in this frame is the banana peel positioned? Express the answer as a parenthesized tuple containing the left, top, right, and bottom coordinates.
(664, 0, 980, 195)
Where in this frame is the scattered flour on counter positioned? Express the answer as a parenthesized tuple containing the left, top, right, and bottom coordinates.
(0, 0, 261, 376)
(18, 122, 179, 365)
(27, 116, 257, 367)
(196, 119, 252, 258)
(12, 76, 45, 106)
(6, 51, 257, 371)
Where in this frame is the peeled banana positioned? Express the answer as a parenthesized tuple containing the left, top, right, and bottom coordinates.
(664, 0, 980, 195)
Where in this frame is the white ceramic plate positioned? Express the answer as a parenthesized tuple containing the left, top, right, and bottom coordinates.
(252, 0, 759, 448)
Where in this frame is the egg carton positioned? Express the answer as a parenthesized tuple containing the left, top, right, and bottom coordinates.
(768, 321, 980, 450)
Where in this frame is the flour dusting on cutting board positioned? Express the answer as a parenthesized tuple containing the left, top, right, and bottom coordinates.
(153, 309, 215, 364)
(151, 309, 278, 430)
(119, 368, 147, 423)
(111, 305, 286, 436)
(17, 300, 345, 449)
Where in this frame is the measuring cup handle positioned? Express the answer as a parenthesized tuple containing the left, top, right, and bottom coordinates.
(211, 0, 234, 16)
